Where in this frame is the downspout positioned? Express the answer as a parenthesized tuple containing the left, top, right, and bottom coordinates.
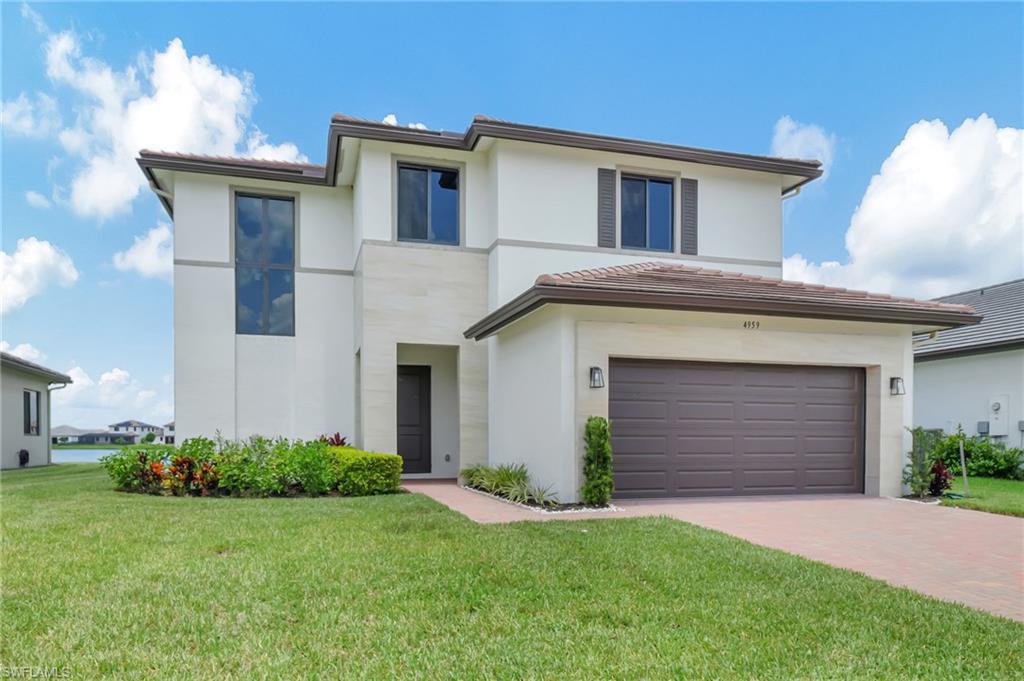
(47, 382, 68, 465)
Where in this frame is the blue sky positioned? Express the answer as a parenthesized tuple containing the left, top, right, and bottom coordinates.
(3, 2, 1022, 427)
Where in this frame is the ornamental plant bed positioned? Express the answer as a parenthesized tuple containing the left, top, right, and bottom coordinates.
(459, 462, 618, 513)
(99, 436, 402, 498)
(460, 484, 621, 514)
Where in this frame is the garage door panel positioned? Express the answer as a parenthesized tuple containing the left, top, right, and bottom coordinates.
(742, 435, 798, 454)
(741, 401, 798, 422)
(613, 470, 670, 497)
(610, 359, 864, 498)
(742, 469, 798, 490)
(675, 435, 735, 455)
(675, 400, 735, 423)
(674, 469, 737, 494)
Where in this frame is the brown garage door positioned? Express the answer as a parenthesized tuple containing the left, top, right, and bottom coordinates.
(609, 359, 865, 498)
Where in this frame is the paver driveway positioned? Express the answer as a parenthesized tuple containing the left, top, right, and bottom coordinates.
(407, 482, 1024, 621)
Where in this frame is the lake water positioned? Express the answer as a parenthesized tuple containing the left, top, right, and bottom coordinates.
(52, 448, 117, 463)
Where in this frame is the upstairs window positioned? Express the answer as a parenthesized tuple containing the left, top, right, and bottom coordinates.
(397, 164, 459, 245)
(23, 389, 39, 435)
(621, 175, 673, 251)
(235, 193, 295, 336)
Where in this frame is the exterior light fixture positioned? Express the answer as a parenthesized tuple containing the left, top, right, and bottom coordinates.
(889, 377, 905, 396)
(589, 366, 605, 389)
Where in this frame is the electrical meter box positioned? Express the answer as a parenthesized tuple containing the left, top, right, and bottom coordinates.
(988, 395, 1009, 437)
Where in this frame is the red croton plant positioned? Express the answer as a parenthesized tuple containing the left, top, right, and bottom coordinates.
(318, 432, 348, 447)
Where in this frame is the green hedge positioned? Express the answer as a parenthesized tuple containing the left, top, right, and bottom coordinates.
(930, 428, 1024, 480)
(100, 437, 403, 497)
(329, 447, 403, 496)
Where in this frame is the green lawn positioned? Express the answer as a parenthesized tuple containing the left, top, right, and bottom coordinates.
(942, 476, 1024, 517)
(2, 465, 1020, 679)
(52, 443, 127, 449)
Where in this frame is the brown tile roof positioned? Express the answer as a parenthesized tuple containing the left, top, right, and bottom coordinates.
(464, 262, 982, 340)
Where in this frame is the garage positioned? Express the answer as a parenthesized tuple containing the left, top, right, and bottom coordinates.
(609, 359, 865, 498)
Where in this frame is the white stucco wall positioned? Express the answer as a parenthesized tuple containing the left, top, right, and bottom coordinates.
(1, 367, 52, 469)
(915, 349, 1024, 444)
(488, 307, 577, 500)
(488, 243, 783, 308)
(491, 140, 783, 259)
(488, 306, 914, 502)
(173, 174, 356, 443)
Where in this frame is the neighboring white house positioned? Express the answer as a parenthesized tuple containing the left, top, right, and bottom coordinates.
(915, 279, 1024, 447)
(1, 352, 72, 469)
(138, 114, 979, 501)
(52, 425, 89, 444)
(161, 421, 175, 445)
(108, 420, 164, 439)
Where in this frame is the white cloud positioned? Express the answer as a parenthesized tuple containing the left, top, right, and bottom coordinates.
(52, 364, 171, 427)
(25, 190, 52, 209)
(382, 113, 427, 130)
(112, 223, 172, 281)
(21, 2, 49, 34)
(784, 115, 1023, 299)
(0, 237, 79, 314)
(771, 115, 836, 179)
(21, 12, 304, 219)
(1, 92, 60, 138)
(0, 341, 46, 363)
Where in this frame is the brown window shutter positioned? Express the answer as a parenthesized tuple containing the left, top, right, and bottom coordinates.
(680, 178, 698, 255)
(597, 168, 616, 248)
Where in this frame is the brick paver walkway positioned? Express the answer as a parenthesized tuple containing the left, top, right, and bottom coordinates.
(405, 481, 1024, 621)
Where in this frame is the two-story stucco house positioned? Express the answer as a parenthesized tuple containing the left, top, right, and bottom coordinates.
(138, 115, 979, 502)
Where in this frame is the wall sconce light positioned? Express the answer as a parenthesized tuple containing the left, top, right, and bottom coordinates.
(889, 377, 905, 396)
(589, 366, 605, 389)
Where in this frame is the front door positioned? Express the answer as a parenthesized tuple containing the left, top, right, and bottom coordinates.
(397, 365, 431, 474)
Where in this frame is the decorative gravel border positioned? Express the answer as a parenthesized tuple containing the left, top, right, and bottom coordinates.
(460, 485, 623, 515)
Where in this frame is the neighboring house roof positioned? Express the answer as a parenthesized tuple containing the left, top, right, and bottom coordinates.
(109, 419, 160, 429)
(138, 115, 824, 216)
(164, 421, 175, 429)
(0, 352, 73, 384)
(464, 262, 982, 340)
(52, 425, 91, 437)
(914, 279, 1024, 361)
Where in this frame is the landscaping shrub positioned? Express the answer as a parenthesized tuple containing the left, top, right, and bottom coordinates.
(278, 440, 335, 496)
(101, 435, 400, 498)
(903, 427, 937, 498)
(931, 427, 1024, 480)
(329, 447, 402, 496)
(929, 459, 952, 497)
(582, 416, 614, 505)
(99, 444, 176, 492)
(459, 463, 559, 507)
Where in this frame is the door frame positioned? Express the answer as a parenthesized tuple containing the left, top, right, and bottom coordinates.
(397, 364, 432, 474)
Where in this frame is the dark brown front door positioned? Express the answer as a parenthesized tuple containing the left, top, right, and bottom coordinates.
(397, 365, 431, 474)
(609, 359, 865, 498)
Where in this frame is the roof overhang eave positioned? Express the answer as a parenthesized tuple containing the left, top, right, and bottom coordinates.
(464, 286, 983, 341)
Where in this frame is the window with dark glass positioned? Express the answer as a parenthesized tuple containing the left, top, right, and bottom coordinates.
(235, 193, 295, 336)
(23, 389, 39, 435)
(621, 175, 673, 251)
(397, 164, 459, 244)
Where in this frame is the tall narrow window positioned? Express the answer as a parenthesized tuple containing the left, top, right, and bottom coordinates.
(621, 175, 673, 251)
(397, 164, 459, 244)
(235, 193, 295, 336)
(23, 389, 39, 435)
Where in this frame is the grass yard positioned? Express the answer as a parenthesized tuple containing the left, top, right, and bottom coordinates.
(52, 443, 127, 449)
(2, 465, 1021, 679)
(942, 476, 1024, 518)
